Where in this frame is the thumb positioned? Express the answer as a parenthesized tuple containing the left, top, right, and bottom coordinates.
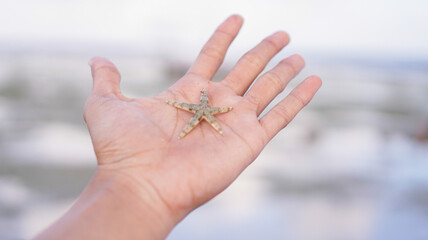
(89, 57, 122, 97)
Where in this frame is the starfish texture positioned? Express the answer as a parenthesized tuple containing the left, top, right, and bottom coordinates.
(167, 88, 233, 139)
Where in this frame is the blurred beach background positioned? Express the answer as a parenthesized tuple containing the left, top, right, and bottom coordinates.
(1, 0, 428, 239)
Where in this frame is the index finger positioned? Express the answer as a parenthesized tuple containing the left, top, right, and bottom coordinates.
(186, 15, 243, 80)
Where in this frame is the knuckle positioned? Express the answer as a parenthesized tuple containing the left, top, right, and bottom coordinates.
(200, 46, 223, 60)
(82, 96, 110, 124)
(272, 105, 293, 125)
(263, 37, 280, 50)
(92, 65, 122, 81)
(289, 91, 307, 107)
(242, 52, 264, 69)
(82, 110, 88, 124)
(263, 71, 284, 93)
(215, 28, 234, 40)
(93, 64, 115, 74)
(245, 92, 260, 108)
(280, 60, 297, 77)
(82, 98, 94, 124)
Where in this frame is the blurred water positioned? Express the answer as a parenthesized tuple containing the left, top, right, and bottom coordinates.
(0, 53, 428, 240)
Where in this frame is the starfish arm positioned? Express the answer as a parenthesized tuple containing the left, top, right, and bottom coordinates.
(202, 113, 223, 135)
(200, 88, 209, 105)
(166, 101, 198, 113)
(209, 106, 233, 114)
(178, 111, 203, 139)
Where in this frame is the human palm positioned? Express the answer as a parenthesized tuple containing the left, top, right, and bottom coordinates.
(84, 15, 321, 220)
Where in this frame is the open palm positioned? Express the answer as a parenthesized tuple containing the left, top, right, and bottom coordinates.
(84, 15, 321, 221)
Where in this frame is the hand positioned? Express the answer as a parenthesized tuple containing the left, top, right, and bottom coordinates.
(36, 15, 321, 240)
(86, 13, 320, 233)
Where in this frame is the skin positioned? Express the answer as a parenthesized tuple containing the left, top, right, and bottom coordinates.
(34, 15, 322, 240)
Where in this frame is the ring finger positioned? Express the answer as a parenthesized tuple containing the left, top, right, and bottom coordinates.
(244, 54, 305, 116)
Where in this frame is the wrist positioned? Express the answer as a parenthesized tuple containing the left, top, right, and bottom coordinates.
(90, 168, 178, 239)
(35, 167, 179, 240)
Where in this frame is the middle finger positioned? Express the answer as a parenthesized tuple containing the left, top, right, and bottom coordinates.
(221, 31, 289, 95)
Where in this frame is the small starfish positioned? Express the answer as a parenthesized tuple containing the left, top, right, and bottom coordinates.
(166, 88, 233, 139)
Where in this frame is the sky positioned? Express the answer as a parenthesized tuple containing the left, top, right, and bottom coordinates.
(0, 0, 427, 60)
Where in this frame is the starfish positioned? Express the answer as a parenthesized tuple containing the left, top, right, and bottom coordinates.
(166, 88, 233, 139)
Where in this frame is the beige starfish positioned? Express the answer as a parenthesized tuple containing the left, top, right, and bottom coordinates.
(166, 88, 233, 139)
